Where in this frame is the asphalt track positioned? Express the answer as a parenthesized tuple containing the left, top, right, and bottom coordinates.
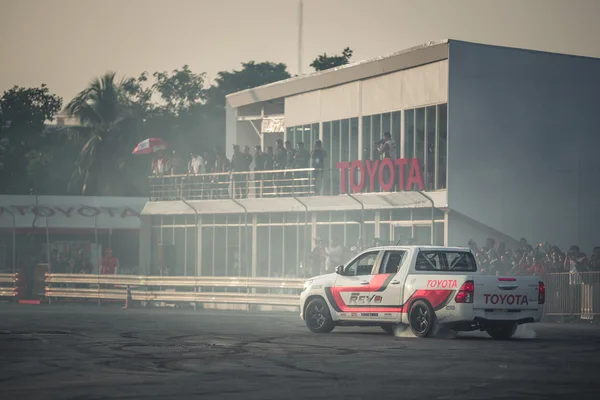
(1, 304, 599, 400)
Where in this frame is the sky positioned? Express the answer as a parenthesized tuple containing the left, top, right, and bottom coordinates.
(1, 0, 599, 103)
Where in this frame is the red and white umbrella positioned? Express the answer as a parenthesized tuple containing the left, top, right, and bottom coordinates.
(132, 138, 168, 155)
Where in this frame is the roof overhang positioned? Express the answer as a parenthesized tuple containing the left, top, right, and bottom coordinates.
(226, 40, 449, 109)
(140, 191, 448, 216)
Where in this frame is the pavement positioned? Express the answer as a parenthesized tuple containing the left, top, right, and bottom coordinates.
(1, 304, 599, 400)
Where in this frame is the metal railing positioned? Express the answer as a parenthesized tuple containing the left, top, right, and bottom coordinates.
(41, 272, 600, 320)
(45, 274, 304, 307)
(544, 272, 600, 319)
(0, 273, 23, 298)
(149, 168, 318, 201)
(148, 166, 432, 200)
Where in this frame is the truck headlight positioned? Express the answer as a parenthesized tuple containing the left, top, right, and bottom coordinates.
(302, 280, 312, 292)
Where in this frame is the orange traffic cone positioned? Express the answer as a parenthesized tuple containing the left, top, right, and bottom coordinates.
(123, 285, 132, 309)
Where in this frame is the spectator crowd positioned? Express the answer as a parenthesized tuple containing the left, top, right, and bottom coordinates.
(150, 132, 402, 198)
(468, 237, 600, 277)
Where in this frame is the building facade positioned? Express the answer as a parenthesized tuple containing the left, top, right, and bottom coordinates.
(140, 39, 600, 278)
(0, 195, 146, 274)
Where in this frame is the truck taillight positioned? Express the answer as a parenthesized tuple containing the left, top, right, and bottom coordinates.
(538, 281, 545, 304)
(455, 280, 474, 304)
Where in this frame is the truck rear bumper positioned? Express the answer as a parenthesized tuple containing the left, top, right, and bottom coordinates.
(442, 308, 543, 332)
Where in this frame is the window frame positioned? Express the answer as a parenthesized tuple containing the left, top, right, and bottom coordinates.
(378, 250, 407, 274)
(414, 251, 478, 272)
(343, 250, 381, 276)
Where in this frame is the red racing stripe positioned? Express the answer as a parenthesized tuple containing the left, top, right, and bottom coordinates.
(408, 290, 453, 311)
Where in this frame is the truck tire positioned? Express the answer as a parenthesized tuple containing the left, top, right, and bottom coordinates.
(381, 324, 395, 334)
(408, 300, 436, 338)
(486, 322, 517, 340)
(304, 298, 335, 333)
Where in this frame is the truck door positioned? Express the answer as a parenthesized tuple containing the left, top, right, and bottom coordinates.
(331, 250, 382, 320)
(370, 250, 407, 322)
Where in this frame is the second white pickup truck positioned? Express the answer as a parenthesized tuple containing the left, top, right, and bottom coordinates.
(299, 246, 545, 340)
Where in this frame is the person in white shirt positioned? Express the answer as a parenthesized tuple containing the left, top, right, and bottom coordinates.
(188, 153, 204, 175)
(187, 152, 204, 199)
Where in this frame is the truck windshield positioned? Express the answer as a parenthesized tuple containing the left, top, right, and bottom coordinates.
(415, 251, 477, 272)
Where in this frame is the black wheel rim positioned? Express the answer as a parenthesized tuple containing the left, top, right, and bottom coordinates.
(411, 305, 430, 335)
(307, 303, 327, 329)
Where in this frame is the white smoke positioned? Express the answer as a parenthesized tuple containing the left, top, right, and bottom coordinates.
(391, 322, 535, 339)
(513, 324, 537, 339)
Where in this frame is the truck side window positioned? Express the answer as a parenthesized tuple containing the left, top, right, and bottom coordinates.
(345, 251, 379, 276)
(379, 251, 406, 274)
(415, 251, 478, 272)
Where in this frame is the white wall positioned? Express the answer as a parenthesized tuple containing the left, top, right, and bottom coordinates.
(285, 60, 448, 126)
(447, 40, 600, 254)
(447, 212, 520, 250)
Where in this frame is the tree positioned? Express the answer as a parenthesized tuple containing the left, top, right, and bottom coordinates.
(206, 61, 290, 108)
(65, 72, 142, 196)
(0, 84, 63, 194)
(203, 61, 291, 151)
(310, 47, 353, 71)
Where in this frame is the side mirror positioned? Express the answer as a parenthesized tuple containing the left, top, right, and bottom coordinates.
(335, 265, 344, 275)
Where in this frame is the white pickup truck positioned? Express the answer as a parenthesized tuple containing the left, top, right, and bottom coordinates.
(300, 246, 545, 340)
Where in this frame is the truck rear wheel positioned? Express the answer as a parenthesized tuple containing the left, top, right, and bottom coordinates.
(304, 298, 335, 333)
(486, 322, 517, 340)
(408, 300, 436, 338)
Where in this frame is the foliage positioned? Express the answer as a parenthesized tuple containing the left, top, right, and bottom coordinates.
(310, 47, 353, 71)
(206, 61, 290, 107)
(0, 85, 63, 194)
(65, 72, 142, 196)
(2, 59, 292, 196)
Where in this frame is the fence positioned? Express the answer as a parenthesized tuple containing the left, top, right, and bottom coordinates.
(7, 272, 598, 320)
(544, 272, 600, 320)
(149, 168, 319, 201)
(0, 273, 23, 299)
(45, 273, 304, 308)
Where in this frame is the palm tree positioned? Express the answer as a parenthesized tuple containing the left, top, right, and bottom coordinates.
(65, 72, 141, 196)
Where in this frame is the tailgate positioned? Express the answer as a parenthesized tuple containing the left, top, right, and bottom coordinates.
(474, 276, 540, 310)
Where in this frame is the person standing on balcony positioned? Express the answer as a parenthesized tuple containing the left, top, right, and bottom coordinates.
(213, 147, 230, 199)
(284, 141, 296, 194)
(188, 152, 204, 199)
(253, 145, 267, 197)
(378, 132, 397, 191)
(274, 139, 287, 195)
(242, 146, 253, 197)
(231, 144, 247, 199)
(311, 140, 326, 195)
(188, 152, 204, 175)
(294, 142, 310, 194)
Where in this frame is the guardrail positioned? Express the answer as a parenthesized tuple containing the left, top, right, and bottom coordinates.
(0, 273, 23, 298)
(38, 272, 600, 320)
(45, 274, 304, 307)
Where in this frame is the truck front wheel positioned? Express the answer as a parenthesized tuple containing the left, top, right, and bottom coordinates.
(486, 322, 517, 340)
(304, 298, 335, 333)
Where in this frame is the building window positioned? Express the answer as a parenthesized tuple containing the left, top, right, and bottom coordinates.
(404, 109, 414, 159)
(425, 106, 436, 190)
(415, 107, 425, 167)
(437, 103, 447, 190)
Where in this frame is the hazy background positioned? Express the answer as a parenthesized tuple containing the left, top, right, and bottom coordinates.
(1, 0, 599, 101)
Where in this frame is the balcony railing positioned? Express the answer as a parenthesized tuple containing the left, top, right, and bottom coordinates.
(149, 167, 428, 201)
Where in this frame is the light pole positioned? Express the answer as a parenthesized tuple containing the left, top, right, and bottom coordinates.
(298, 0, 304, 75)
